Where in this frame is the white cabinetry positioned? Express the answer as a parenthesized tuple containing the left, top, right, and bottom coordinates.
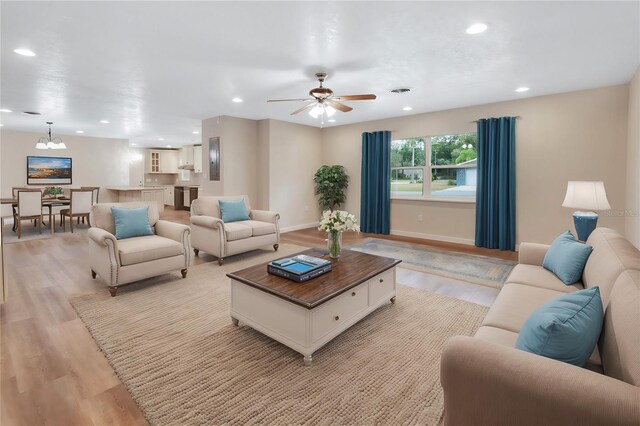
(193, 145, 202, 173)
(180, 146, 194, 167)
(164, 186, 174, 206)
(146, 150, 178, 173)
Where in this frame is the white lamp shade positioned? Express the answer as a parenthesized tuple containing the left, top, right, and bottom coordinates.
(562, 181, 611, 211)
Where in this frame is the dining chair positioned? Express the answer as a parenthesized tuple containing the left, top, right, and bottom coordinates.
(15, 190, 44, 238)
(80, 187, 100, 224)
(11, 187, 36, 231)
(60, 189, 93, 233)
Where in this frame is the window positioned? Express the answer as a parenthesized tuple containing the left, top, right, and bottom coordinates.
(391, 133, 477, 200)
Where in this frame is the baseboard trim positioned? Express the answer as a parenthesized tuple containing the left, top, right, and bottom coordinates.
(389, 229, 475, 246)
(280, 222, 319, 233)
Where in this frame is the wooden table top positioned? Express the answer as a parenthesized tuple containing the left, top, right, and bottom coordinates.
(227, 248, 401, 309)
(0, 197, 70, 205)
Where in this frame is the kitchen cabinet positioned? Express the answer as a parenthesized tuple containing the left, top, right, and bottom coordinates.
(193, 145, 202, 173)
(180, 146, 194, 167)
(146, 150, 178, 173)
(164, 186, 174, 206)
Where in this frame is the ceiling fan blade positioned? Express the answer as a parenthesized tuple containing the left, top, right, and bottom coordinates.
(267, 98, 313, 102)
(290, 103, 316, 115)
(333, 94, 377, 101)
(327, 100, 353, 113)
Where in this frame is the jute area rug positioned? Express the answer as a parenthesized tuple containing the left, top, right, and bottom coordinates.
(70, 244, 488, 426)
(349, 238, 516, 289)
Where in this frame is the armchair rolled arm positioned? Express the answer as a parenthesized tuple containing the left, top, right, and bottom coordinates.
(190, 215, 224, 229)
(250, 209, 280, 224)
(440, 336, 640, 426)
(156, 220, 190, 243)
(88, 227, 118, 248)
(518, 242, 550, 266)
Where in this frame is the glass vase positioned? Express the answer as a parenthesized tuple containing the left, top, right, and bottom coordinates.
(327, 230, 343, 258)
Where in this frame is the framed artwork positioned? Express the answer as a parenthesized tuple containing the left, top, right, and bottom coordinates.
(27, 156, 72, 185)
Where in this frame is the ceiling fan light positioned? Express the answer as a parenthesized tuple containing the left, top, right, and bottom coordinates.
(309, 104, 323, 118)
(325, 105, 336, 117)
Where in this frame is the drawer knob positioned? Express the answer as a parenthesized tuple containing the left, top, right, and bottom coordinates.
(351, 292, 356, 296)
(334, 315, 340, 321)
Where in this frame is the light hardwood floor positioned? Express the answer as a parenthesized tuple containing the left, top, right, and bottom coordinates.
(1, 207, 515, 426)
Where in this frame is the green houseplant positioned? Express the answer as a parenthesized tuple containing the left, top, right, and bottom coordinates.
(313, 165, 349, 211)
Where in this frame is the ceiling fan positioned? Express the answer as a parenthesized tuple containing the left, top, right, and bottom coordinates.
(267, 72, 376, 118)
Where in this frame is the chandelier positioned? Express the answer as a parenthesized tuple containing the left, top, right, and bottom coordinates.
(35, 122, 67, 149)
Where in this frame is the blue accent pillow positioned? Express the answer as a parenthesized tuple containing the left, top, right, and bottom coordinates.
(515, 287, 603, 367)
(542, 231, 593, 284)
(110, 206, 154, 240)
(218, 199, 250, 223)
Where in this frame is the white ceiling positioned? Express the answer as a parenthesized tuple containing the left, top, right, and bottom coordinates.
(1, 1, 638, 147)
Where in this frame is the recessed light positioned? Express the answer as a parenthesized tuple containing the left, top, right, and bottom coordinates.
(515, 87, 530, 93)
(0, 108, 12, 113)
(232, 97, 243, 103)
(402, 106, 413, 111)
(0, 124, 3, 127)
(466, 23, 487, 34)
(99, 120, 110, 124)
(328, 119, 336, 123)
(76, 130, 84, 134)
(158, 138, 165, 141)
(192, 131, 200, 134)
(166, 145, 172, 148)
(131, 143, 137, 146)
(14, 48, 36, 57)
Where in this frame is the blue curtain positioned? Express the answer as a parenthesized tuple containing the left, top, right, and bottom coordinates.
(361, 131, 391, 234)
(475, 117, 516, 251)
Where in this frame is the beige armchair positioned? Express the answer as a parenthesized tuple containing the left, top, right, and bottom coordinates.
(88, 202, 191, 296)
(190, 195, 279, 265)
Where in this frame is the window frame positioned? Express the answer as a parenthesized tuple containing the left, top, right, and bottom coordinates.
(390, 134, 477, 203)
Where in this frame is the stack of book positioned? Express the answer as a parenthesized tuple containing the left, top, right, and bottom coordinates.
(267, 254, 332, 282)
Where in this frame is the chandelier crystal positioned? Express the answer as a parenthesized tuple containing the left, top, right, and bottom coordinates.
(36, 122, 67, 149)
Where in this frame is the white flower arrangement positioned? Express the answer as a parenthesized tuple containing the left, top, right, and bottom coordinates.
(318, 210, 360, 233)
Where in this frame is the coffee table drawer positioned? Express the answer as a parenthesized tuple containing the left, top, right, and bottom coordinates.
(368, 269, 395, 304)
(310, 282, 368, 343)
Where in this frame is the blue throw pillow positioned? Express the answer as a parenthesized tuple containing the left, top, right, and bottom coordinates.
(110, 206, 154, 240)
(218, 199, 250, 223)
(515, 287, 603, 367)
(542, 231, 593, 284)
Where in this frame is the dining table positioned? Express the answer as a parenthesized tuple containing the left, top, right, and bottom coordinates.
(1, 197, 71, 234)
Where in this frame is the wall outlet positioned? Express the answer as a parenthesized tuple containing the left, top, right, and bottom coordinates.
(417, 214, 423, 222)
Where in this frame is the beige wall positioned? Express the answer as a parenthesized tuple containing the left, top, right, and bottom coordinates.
(322, 85, 629, 245)
(200, 116, 258, 203)
(267, 120, 323, 230)
(0, 129, 130, 216)
(626, 66, 640, 248)
(256, 120, 270, 210)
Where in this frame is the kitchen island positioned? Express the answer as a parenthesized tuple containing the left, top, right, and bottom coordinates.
(106, 186, 166, 214)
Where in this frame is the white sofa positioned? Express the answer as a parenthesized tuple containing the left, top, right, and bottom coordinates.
(190, 195, 280, 265)
(88, 202, 192, 296)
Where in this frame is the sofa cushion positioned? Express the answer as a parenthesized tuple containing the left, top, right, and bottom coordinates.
(542, 231, 592, 285)
(224, 222, 252, 241)
(482, 283, 563, 333)
(583, 228, 640, 306)
(242, 220, 276, 237)
(600, 270, 640, 386)
(506, 264, 584, 293)
(111, 206, 154, 240)
(515, 287, 603, 367)
(118, 235, 184, 266)
(218, 199, 250, 223)
(91, 202, 159, 235)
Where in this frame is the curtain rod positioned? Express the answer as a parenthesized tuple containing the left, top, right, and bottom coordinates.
(470, 116, 521, 123)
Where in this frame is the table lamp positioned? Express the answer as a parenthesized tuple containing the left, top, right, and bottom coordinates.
(562, 181, 611, 242)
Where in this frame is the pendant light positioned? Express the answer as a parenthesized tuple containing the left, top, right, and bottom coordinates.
(36, 122, 67, 149)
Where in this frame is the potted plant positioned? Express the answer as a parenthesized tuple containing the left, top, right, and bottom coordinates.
(44, 186, 64, 198)
(313, 165, 349, 211)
